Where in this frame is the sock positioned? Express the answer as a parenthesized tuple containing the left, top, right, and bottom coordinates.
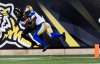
(33, 32, 48, 47)
(50, 32, 63, 38)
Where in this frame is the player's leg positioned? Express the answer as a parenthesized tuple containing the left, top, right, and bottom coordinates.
(45, 22, 66, 47)
(45, 22, 65, 40)
(33, 31, 48, 52)
(33, 23, 49, 52)
(28, 33, 40, 45)
(37, 23, 47, 35)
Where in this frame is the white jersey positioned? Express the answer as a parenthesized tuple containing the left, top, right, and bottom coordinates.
(30, 11, 45, 26)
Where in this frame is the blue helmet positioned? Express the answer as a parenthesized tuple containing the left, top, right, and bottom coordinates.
(25, 11, 35, 17)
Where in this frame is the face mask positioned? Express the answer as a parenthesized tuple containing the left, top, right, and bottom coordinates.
(25, 7, 30, 12)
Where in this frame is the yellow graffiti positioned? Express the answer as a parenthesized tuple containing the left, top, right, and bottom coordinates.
(7, 26, 22, 40)
(20, 38, 32, 46)
(7, 18, 21, 40)
(1, 9, 8, 16)
(5, 18, 32, 47)
(0, 3, 34, 48)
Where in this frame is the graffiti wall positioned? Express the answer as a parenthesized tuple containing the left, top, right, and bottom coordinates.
(0, 0, 100, 49)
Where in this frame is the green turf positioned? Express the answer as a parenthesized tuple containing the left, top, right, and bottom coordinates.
(0, 55, 100, 64)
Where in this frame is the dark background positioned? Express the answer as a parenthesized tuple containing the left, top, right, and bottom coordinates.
(0, 0, 100, 48)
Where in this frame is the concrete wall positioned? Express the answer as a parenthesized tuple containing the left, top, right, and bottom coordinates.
(0, 48, 94, 55)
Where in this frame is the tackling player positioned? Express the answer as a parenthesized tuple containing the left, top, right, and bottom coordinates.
(23, 5, 65, 52)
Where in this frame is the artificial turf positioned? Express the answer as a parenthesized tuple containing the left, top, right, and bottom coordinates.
(0, 55, 99, 64)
